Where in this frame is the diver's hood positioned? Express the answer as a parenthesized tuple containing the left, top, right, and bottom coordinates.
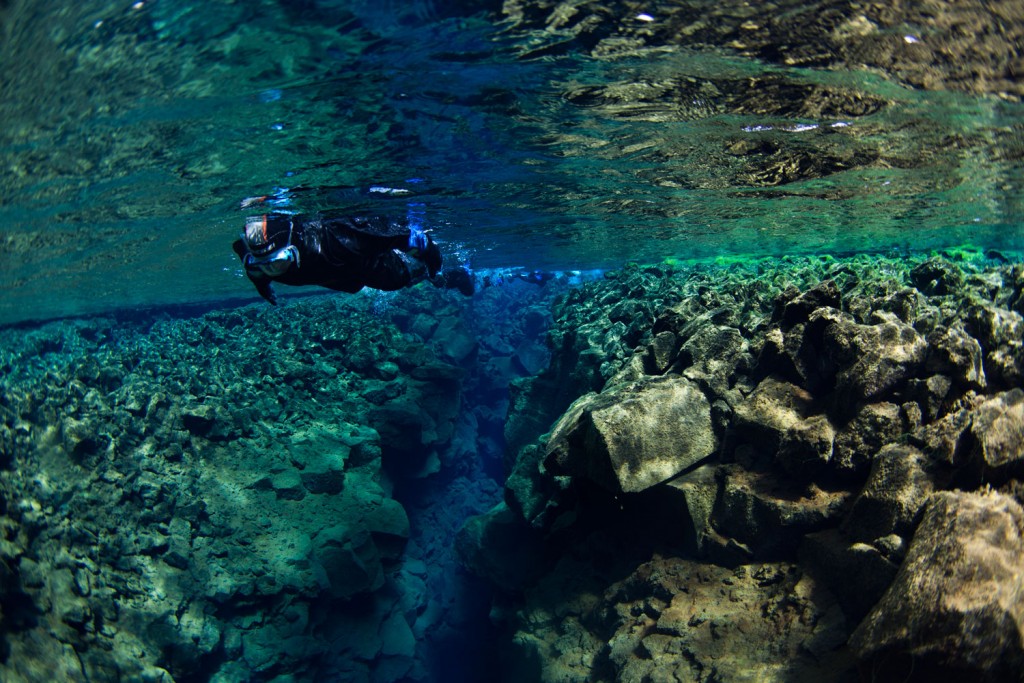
(243, 214, 294, 257)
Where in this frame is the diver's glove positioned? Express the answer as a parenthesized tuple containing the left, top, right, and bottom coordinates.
(254, 278, 278, 305)
(431, 266, 475, 296)
(409, 231, 442, 278)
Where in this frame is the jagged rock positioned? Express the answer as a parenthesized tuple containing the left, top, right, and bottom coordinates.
(776, 413, 836, 478)
(801, 529, 900, 622)
(300, 466, 345, 495)
(271, 470, 306, 500)
(910, 258, 965, 296)
(966, 388, 1024, 481)
(965, 303, 1024, 387)
(712, 466, 852, 558)
(732, 375, 815, 457)
(312, 525, 384, 600)
(363, 497, 410, 562)
(832, 402, 904, 476)
(926, 323, 987, 390)
(758, 302, 845, 393)
(905, 374, 953, 422)
(163, 517, 192, 570)
(180, 403, 235, 440)
(545, 376, 717, 494)
(844, 444, 935, 543)
(505, 444, 566, 529)
(455, 502, 546, 592)
(679, 325, 750, 397)
(775, 279, 842, 325)
(655, 464, 719, 555)
(646, 330, 678, 373)
(513, 339, 549, 375)
(512, 553, 854, 683)
(61, 416, 102, 457)
(851, 490, 1024, 681)
(431, 317, 478, 364)
(823, 311, 927, 404)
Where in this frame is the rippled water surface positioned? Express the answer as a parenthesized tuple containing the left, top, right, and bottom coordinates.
(1, 0, 1022, 324)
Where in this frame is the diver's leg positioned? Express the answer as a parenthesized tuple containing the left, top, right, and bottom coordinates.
(362, 251, 419, 292)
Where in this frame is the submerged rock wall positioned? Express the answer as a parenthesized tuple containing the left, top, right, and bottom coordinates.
(0, 278, 563, 683)
(460, 252, 1024, 682)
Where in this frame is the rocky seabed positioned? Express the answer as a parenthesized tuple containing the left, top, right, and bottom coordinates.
(2, 253, 1024, 682)
(460, 252, 1024, 683)
(0, 278, 556, 682)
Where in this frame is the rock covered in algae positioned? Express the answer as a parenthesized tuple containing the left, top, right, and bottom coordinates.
(545, 375, 717, 494)
(851, 489, 1024, 681)
(459, 251, 1024, 682)
(0, 267, 575, 683)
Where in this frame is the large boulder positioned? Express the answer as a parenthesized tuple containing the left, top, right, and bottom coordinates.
(851, 490, 1024, 681)
(843, 444, 935, 543)
(966, 388, 1024, 482)
(831, 402, 904, 476)
(732, 375, 816, 457)
(822, 311, 927, 404)
(925, 323, 986, 390)
(455, 502, 547, 592)
(545, 376, 717, 494)
(712, 465, 852, 558)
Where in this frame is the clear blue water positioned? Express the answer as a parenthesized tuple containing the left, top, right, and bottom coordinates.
(1, 0, 1022, 325)
(2, 3, 1024, 681)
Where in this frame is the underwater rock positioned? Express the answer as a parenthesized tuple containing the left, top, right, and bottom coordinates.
(844, 444, 935, 543)
(732, 375, 816, 458)
(851, 490, 1024, 680)
(512, 338, 549, 376)
(712, 465, 851, 558)
(801, 529, 900, 623)
(504, 443, 567, 530)
(545, 375, 717, 494)
(926, 323, 987, 390)
(645, 329, 679, 374)
(60, 416, 102, 458)
(455, 502, 546, 593)
(678, 324, 751, 397)
(508, 551, 854, 683)
(965, 303, 1024, 388)
(363, 495, 410, 562)
(430, 317, 478, 365)
(906, 374, 954, 422)
(831, 401, 904, 476)
(966, 388, 1024, 482)
(910, 258, 966, 296)
(656, 463, 719, 556)
(775, 278, 843, 325)
(312, 524, 385, 600)
(776, 413, 836, 478)
(824, 311, 927, 405)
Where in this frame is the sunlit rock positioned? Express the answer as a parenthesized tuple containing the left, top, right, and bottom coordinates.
(844, 444, 935, 543)
(545, 376, 717, 494)
(732, 375, 815, 457)
(831, 401, 904, 476)
(967, 388, 1024, 481)
(713, 465, 851, 558)
(926, 323, 987, 390)
(851, 490, 1024, 680)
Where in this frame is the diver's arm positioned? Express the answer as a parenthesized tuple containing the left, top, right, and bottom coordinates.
(234, 239, 279, 305)
(406, 231, 442, 277)
(251, 276, 278, 305)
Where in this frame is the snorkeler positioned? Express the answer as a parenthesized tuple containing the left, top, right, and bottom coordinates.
(232, 211, 474, 304)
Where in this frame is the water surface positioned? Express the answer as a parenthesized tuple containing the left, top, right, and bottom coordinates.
(1, 0, 1021, 322)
